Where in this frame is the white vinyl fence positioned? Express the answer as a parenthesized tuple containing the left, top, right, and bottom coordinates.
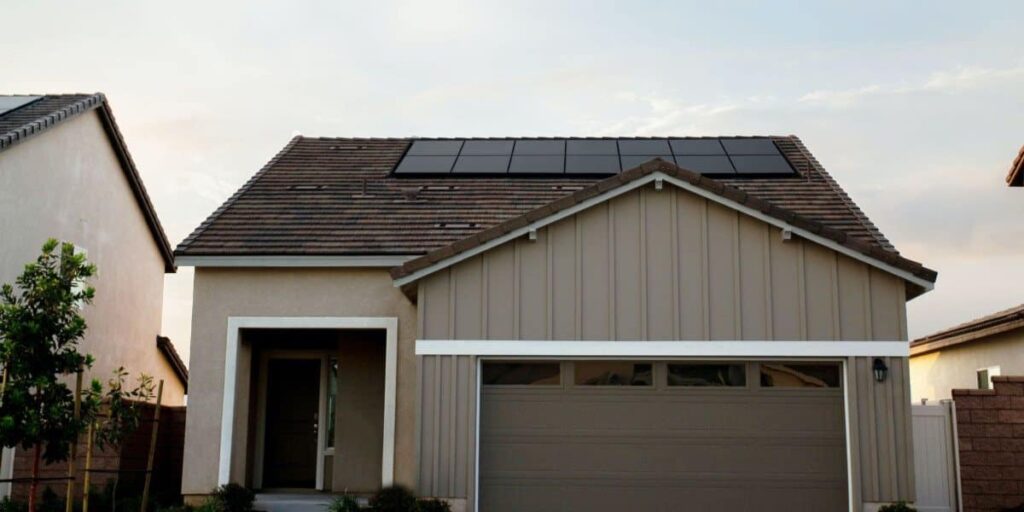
(912, 401, 962, 512)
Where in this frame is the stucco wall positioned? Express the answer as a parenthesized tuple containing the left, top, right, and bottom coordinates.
(181, 268, 418, 496)
(0, 110, 184, 405)
(910, 326, 1024, 402)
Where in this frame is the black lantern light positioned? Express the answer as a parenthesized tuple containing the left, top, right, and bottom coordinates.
(872, 358, 888, 383)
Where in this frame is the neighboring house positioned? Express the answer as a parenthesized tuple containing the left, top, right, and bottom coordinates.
(0, 94, 188, 497)
(910, 304, 1024, 402)
(1008, 145, 1023, 187)
(175, 136, 936, 512)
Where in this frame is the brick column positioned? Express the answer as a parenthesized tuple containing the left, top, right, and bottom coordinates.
(953, 376, 1024, 512)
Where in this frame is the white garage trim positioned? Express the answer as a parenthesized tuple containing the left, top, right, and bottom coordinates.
(219, 316, 398, 488)
(417, 339, 908, 357)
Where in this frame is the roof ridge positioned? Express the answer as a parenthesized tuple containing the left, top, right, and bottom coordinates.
(293, 135, 790, 142)
(0, 93, 103, 151)
(176, 136, 305, 253)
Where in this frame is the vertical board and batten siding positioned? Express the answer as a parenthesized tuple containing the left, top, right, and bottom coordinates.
(416, 184, 913, 507)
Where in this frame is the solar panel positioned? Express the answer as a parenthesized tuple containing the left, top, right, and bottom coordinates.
(514, 140, 565, 155)
(730, 155, 793, 174)
(675, 156, 736, 175)
(461, 140, 514, 155)
(407, 140, 463, 156)
(0, 96, 42, 117)
(720, 138, 779, 155)
(394, 155, 457, 174)
(670, 139, 725, 155)
(618, 139, 671, 155)
(565, 155, 620, 174)
(452, 155, 511, 174)
(566, 140, 617, 155)
(620, 155, 674, 169)
(509, 155, 564, 174)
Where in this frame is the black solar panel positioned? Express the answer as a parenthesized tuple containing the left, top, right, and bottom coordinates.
(392, 138, 796, 177)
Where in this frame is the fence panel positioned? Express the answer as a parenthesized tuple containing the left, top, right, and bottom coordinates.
(912, 401, 961, 512)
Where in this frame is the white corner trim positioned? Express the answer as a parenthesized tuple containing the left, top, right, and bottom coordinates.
(415, 339, 909, 358)
(0, 447, 13, 499)
(219, 316, 399, 487)
(178, 255, 415, 268)
(392, 171, 934, 293)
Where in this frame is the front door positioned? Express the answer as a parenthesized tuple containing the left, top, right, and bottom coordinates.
(263, 358, 321, 488)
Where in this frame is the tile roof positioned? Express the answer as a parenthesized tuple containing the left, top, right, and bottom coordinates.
(1008, 145, 1024, 187)
(177, 135, 906, 267)
(157, 335, 189, 391)
(0, 93, 176, 272)
(390, 159, 937, 295)
(911, 304, 1024, 356)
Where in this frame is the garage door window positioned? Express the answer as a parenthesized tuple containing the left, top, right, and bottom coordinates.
(667, 363, 746, 387)
(760, 362, 840, 388)
(574, 362, 653, 386)
(483, 362, 560, 386)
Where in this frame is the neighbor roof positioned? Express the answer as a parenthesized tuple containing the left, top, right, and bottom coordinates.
(911, 304, 1024, 356)
(1008, 145, 1024, 187)
(177, 135, 901, 263)
(0, 93, 176, 272)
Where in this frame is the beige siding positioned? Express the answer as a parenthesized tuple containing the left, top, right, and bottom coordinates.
(420, 185, 907, 342)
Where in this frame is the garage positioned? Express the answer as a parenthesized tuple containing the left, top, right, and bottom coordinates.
(479, 360, 849, 512)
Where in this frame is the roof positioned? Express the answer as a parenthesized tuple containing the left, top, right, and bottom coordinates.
(911, 303, 1024, 357)
(0, 93, 176, 272)
(390, 159, 937, 298)
(1008, 145, 1024, 187)
(177, 135, 901, 262)
(157, 335, 189, 391)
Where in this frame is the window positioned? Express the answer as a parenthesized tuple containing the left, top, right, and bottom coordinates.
(978, 366, 1001, 390)
(760, 363, 840, 388)
(574, 362, 653, 386)
(483, 362, 560, 386)
(668, 363, 746, 387)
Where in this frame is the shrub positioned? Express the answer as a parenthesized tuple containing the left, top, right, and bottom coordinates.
(327, 495, 362, 512)
(879, 503, 916, 512)
(0, 498, 27, 512)
(417, 499, 451, 512)
(369, 486, 418, 512)
(210, 484, 254, 512)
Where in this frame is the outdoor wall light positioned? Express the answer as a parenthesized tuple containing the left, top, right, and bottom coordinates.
(873, 358, 888, 383)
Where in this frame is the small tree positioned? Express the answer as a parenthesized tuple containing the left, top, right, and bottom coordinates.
(88, 368, 154, 512)
(0, 240, 99, 512)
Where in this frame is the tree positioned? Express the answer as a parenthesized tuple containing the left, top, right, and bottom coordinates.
(90, 368, 154, 512)
(0, 240, 100, 512)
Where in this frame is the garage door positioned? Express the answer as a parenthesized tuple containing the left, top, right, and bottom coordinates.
(479, 360, 848, 512)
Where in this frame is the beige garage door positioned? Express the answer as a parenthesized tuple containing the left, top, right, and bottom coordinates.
(479, 361, 848, 512)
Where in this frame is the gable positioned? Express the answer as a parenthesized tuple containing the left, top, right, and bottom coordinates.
(418, 181, 908, 341)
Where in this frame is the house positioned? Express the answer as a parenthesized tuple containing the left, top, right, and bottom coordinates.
(1008, 145, 1023, 187)
(0, 94, 187, 497)
(909, 304, 1024, 402)
(175, 136, 937, 511)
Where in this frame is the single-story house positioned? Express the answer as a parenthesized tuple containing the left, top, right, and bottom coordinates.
(910, 304, 1024, 402)
(0, 93, 188, 499)
(175, 136, 937, 511)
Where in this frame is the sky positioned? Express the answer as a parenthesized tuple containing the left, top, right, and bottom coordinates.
(3, 1, 1023, 362)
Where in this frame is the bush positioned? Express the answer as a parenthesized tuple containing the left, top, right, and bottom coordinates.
(416, 499, 451, 512)
(879, 503, 916, 512)
(210, 484, 254, 512)
(327, 495, 362, 512)
(0, 497, 27, 512)
(369, 486, 418, 512)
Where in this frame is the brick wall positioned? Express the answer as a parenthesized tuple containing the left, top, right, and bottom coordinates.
(954, 376, 1024, 512)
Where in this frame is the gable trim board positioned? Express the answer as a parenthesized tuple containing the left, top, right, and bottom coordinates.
(218, 316, 399, 488)
(416, 339, 909, 357)
(0, 93, 176, 272)
(391, 163, 936, 298)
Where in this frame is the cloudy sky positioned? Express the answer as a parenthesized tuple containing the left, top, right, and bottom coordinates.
(3, 1, 1023, 361)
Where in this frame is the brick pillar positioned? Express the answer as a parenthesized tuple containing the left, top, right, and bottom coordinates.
(953, 376, 1024, 512)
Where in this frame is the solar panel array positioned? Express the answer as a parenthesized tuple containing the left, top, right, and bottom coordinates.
(393, 138, 795, 177)
(0, 96, 42, 117)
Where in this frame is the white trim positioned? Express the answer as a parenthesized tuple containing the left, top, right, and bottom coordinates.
(392, 171, 934, 292)
(219, 316, 398, 487)
(0, 447, 13, 499)
(178, 255, 414, 268)
(842, 360, 854, 512)
(416, 339, 909, 358)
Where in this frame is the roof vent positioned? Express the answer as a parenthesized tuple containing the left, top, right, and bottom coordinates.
(423, 185, 460, 191)
(552, 185, 585, 191)
(436, 222, 477, 229)
(290, 185, 326, 191)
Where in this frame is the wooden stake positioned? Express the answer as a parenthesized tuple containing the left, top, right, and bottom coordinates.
(0, 365, 8, 406)
(81, 421, 95, 512)
(140, 380, 163, 512)
(65, 371, 83, 512)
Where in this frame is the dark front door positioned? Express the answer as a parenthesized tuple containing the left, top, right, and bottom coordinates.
(263, 358, 321, 488)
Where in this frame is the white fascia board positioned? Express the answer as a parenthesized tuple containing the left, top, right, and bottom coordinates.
(177, 255, 415, 268)
(416, 339, 910, 358)
(392, 171, 934, 293)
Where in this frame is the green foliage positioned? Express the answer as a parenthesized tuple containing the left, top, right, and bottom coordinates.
(0, 497, 27, 512)
(210, 484, 254, 512)
(193, 501, 222, 512)
(327, 495, 362, 512)
(369, 486, 418, 512)
(92, 367, 155, 451)
(416, 499, 451, 512)
(0, 239, 99, 464)
(878, 502, 916, 512)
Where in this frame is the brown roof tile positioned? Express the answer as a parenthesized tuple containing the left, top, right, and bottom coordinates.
(1008, 145, 1024, 187)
